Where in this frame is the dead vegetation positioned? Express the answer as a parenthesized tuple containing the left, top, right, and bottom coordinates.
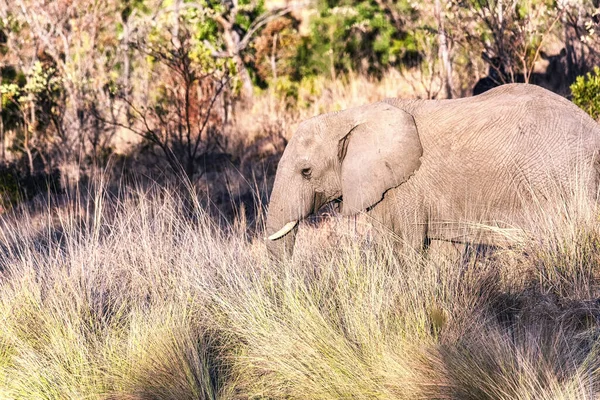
(0, 179, 600, 399)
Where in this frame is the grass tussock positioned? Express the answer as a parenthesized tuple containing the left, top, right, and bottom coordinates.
(1, 182, 600, 399)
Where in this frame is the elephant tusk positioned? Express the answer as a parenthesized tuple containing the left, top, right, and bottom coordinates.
(268, 220, 299, 241)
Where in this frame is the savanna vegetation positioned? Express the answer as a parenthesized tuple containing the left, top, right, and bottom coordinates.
(2, 0, 600, 398)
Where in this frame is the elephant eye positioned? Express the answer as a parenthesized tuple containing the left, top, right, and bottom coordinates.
(301, 168, 312, 179)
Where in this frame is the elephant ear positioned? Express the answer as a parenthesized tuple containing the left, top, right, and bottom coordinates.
(339, 102, 422, 215)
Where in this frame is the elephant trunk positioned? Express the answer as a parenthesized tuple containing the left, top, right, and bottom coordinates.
(265, 213, 299, 260)
(265, 162, 325, 259)
(265, 185, 300, 259)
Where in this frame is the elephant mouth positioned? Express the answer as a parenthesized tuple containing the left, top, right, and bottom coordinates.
(267, 220, 299, 241)
(267, 197, 343, 241)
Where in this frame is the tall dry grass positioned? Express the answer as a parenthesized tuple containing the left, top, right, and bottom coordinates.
(1, 179, 600, 399)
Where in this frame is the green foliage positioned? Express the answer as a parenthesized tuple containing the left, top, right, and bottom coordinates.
(1, 60, 64, 170)
(234, 0, 267, 31)
(571, 66, 600, 121)
(17, 61, 62, 105)
(272, 76, 299, 105)
(296, 0, 421, 80)
(0, 66, 26, 131)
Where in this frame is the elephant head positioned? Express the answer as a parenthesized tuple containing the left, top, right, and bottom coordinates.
(265, 102, 423, 259)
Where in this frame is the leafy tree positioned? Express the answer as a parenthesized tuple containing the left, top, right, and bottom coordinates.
(101, 1, 240, 179)
(196, 0, 294, 98)
(251, 16, 301, 86)
(1, 0, 124, 169)
(1, 59, 63, 173)
(571, 66, 600, 121)
(1, 0, 291, 180)
(297, 0, 421, 80)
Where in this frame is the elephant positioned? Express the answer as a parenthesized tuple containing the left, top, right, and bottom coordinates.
(265, 83, 600, 259)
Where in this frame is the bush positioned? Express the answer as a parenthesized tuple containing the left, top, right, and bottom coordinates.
(295, 0, 421, 80)
(571, 66, 600, 121)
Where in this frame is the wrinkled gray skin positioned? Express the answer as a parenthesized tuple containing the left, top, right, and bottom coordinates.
(265, 84, 600, 259)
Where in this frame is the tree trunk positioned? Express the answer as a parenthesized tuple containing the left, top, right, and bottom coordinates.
(24, 111, 35, 174)
(216, 15, 254, 99)
(435, 0, 453, 99)
(271, 33, 278, 80)
(236, 56, 254, 99)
